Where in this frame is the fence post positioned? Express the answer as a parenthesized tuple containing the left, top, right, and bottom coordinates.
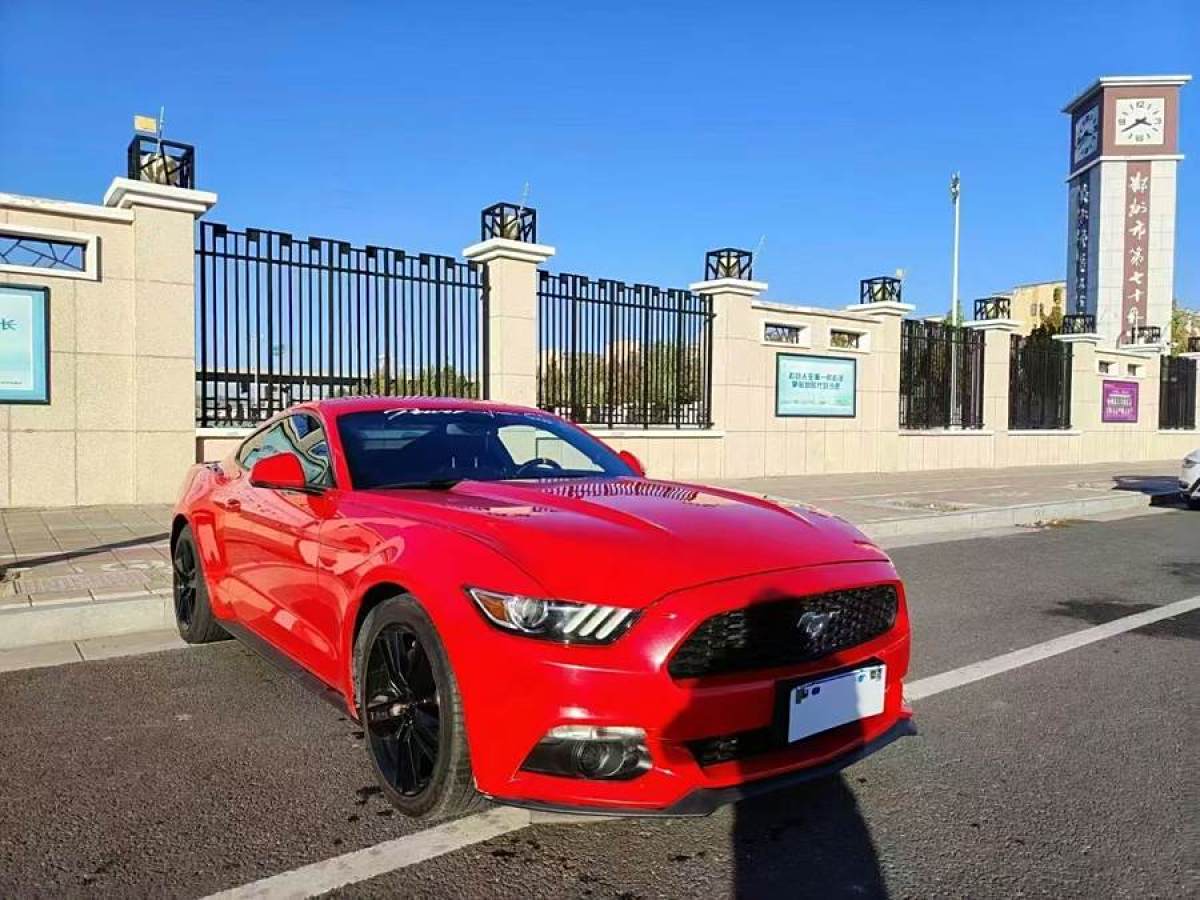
(1054, 333, 1102, 433)
(102, 176, 216, 501)
(689, 259, 767, 442)
(851, 299, 914, 435)
(963, 317, 1019, 432)
(463, 221, 555, 407)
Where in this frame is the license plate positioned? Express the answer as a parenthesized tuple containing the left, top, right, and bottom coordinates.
(787, 664, 886, 742)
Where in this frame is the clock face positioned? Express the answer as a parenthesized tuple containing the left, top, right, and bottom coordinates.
(1073, 106, 1099, 163)
(1114, 97, 1165, 146)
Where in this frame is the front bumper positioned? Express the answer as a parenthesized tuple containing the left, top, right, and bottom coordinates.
(450, 560, 912, 814)
(492, 716, 916, 817)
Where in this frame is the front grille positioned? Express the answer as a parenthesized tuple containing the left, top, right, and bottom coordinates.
(667, 585, 898, 679)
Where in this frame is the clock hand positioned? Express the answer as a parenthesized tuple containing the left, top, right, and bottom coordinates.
(1122, 117, 1149, 132)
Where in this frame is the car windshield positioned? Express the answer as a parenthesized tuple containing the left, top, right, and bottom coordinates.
(336, 408, 634, 489)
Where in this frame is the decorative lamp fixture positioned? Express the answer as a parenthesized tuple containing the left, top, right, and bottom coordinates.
(860, 276, 902, 305)
(704, 248, 753, 281)
(481, 203, 537, 242)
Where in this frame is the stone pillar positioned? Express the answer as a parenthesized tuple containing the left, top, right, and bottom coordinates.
(848, 301, 914, 432)
(688, 276, 768, 435)
(1055, 333, 1103, 431)
(462, 237, 555, 407)
(102, 178, 217, 501)
(964, 318, 1020, 432)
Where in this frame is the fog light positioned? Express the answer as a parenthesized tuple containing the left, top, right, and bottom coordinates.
(521, 725, 651, 781)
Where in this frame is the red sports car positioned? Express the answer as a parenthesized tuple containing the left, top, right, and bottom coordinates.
(172, 397, 912, 818)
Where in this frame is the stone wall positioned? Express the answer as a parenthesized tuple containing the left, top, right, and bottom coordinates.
(0, 182, 215, 506)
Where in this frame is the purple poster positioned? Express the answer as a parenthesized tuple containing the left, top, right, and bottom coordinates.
(1101, 380, 1139, 423)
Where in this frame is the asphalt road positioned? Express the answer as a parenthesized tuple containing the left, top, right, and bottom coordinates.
(0, 510, 1197, 898)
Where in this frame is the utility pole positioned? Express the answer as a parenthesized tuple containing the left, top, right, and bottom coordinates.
(950, 172, 961, 324)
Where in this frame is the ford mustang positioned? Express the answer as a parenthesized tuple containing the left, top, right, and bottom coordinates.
(172, 397, 913, 819)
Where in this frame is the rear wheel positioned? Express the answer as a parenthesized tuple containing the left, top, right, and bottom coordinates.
(354, 594, 485, 820)
(172, 525, 227, 644)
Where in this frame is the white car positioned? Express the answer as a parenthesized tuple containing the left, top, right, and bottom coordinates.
(1182, 450, 1200, 509)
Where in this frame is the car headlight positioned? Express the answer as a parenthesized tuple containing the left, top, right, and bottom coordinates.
(466, 588, 638, 644)
(1186, 452, 1200, 465)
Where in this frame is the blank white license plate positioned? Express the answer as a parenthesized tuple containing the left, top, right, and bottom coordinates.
(787, 664, 886, 742)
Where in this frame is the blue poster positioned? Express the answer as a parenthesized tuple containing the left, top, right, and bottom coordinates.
(776, 353, 856, 417)
(0, 285, 50, 404)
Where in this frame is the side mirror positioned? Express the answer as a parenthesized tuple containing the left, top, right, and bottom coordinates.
(618, 449, 646, 477)
(249, 452, 309, 491)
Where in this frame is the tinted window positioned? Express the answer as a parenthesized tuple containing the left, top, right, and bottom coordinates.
(336, 409, 632, 489)
(238, 414, 333, 487)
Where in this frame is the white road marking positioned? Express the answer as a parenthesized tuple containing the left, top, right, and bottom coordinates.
(202, 806, 531, 900)
(202, 593, 1200, 899)
(906, 593, 1200, 701)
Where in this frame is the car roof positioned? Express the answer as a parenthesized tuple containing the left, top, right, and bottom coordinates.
(306, 396, 546, 420)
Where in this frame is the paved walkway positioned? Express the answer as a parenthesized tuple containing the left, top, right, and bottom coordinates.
(0, 505, 172, 608)
(0, 460, 1184, 612)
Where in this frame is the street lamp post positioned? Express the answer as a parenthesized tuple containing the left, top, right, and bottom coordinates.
(950, 172, 961, 325)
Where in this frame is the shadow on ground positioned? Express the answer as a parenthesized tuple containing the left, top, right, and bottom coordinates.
(731, 773, 886, 899)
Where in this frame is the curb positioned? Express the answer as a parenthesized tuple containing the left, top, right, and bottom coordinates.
(856, 490, 1169, 541)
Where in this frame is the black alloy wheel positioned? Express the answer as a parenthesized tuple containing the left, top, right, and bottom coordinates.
(364, 625, 442, 797)
(354, 594, 485, 819)
(171, 525, 227, 644)
(173, 537, 199, 628)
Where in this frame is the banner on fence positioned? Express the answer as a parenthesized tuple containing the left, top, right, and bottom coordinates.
(1101, 379, 1139, 423)
(775, 353, 857, 418)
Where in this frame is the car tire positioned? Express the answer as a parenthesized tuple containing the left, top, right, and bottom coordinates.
(172, 525, 227, 644)
(354, 593, 486, 820)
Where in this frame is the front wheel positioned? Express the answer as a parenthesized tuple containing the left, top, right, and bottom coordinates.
(354, 594, 486, 820)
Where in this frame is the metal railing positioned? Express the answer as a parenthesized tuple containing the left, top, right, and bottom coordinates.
(1129, 325, 1162, 345)
(899, 320, 985, 430)
(537, 272, 714, 428)
(195, 222, 486, 427)
(1160, 356, 1197, 430)
(861, 276, 902, 305)
(1061, 313, 1096, 334)
(127, 136, 195, 189)
(481, 203, 536, 242)
(1009, 333, 1073, 430)
(973, 296, 1011, 320)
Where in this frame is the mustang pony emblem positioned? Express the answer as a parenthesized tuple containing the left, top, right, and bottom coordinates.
(797, 610, 836, 642)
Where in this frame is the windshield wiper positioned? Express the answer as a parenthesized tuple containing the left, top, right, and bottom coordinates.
(371, 478, 463, 491)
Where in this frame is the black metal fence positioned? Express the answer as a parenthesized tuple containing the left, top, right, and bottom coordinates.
(537, 272, 714, 428)
(195, 222, 486, 427)
(899, 320, 985, 429)
(1160, 355, 1197, 430)
(1009, 333, 1072, 429)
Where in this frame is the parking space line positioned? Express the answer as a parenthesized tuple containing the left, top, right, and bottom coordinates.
(906, 593, 1200, 701)
(202, 593, 1200, 899)
(202, 807, 531, 900)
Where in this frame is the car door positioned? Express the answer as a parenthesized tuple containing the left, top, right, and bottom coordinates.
(220, 414, 338, 680)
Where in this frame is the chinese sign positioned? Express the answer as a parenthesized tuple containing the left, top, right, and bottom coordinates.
(1101, 380, 1139, 423)
(1121, 163, 1151, 342)
(1072, 175, 1090, 314)
(0, 285, 50, 404)
(775, 354, 856, 417)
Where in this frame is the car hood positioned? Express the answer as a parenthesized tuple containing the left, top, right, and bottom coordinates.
(356, 477, 888, 606)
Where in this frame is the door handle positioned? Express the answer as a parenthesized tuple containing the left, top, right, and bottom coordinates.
(215, 498, 241, 512)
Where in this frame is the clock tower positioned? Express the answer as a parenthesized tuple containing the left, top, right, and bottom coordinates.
(1064, 75, 1190, 345)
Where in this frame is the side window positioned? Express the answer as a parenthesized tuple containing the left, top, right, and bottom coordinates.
(288, 414, 333, 487)
(236, 415, 333, 488)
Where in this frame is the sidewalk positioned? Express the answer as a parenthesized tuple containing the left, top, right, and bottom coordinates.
(715, 459, 1184, 540)
(0, 461, 1185, 654)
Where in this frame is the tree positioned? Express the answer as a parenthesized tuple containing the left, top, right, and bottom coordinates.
(1170, 300, 1198, 355)
(1039, 287, 1065, 333)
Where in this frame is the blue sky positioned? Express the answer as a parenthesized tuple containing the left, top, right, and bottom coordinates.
(1, 1, 1197, 316)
